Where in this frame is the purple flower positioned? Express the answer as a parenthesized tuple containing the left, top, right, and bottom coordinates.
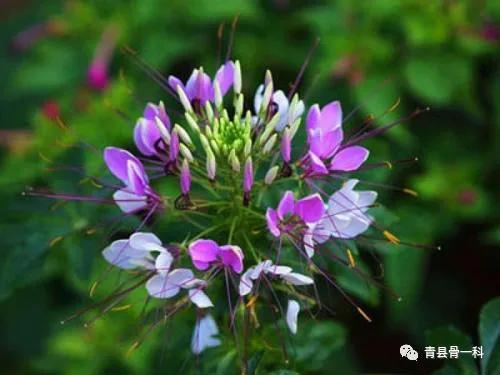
(304, 179, 377, 257)
(239, 260, 314, 296)
(266, 191, 325, 238)
(188, 239, 244, 274)
(104, 147, 161, 213)
(133, 102, 171, 157)
(305, 101, 369, 175)
(168, 61, 235, 107)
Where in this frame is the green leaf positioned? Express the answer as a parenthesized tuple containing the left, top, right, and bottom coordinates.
(426, 326, 478, 375)
(479, 297, 500, 375)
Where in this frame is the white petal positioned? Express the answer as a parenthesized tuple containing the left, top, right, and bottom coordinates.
(146, 275, 180, 299)
(253, 84, 264, 114)
(155, 251, 173, 276)
(189, 289, 213, 308)
(303, 223, 317, 258)
(239, 269, 254, 296)
(281, 272, 314, 286)
(168, 268, 195, 288)
(113, 189, 147, 213)
(250, 260, 273, 280)
(267, 265, 292, 276)
(357, 191, 377, 212)
(102, 239, 146, 269)
(191, 315, 221, 354)
(286, 300, 300, 335)
(272, 90, 290, 131)
(335, 214, 372, 239)
(129, 232, 164, 252)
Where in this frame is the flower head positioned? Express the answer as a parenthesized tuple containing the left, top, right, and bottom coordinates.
(189, 239, 244, 274)
(104, 147, 162, 213)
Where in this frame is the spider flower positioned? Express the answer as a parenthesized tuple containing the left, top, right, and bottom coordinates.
(266, 191, 324, 238)
(304, 101, 369, 175)
(304, 179, 377, 257)
(29, 54, 424, 364)
(239, 260, 314, 296)
(189, 239, 244, 273)
(103, 147, 162, 214)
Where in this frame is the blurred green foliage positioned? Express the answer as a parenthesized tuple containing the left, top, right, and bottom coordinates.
(1, 0, 499, 373)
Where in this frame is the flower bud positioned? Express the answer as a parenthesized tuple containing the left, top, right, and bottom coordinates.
(244, 139, 252, 158)
(234, 93, 244, 117)
(264, 69, 273, 87)
(243, 157, 253, 193)
(260, 80, 274, 115)
(214, 80, 223, 110)
(290, 117, 302, 138)
(169, 130, 180, 161)
(176, 85, 193, 113)
(204, 101, 214, 123)
(281, 128, 291, 163)
(265, 165, 279, 185)
(155, 117, 171, 145)
(199, 133, 211, 153)
(234, 60, 242, 94)
(262, 134, 277, 154)
(258, 112, 280, 146)
(228, 149, 240, 172)
(185, 112, 200, 134)
(210, 140, 220, 155)
(206, 150, 216, 180)
(180, 159, 191, 195)
(174, 124, 193, 148)
(180, 143, 194, 162)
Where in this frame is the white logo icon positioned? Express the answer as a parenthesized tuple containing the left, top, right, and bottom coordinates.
(400, 344, 419, 361)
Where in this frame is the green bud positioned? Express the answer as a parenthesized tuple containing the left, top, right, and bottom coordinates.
(228, 148, 240, 172)
(185, 112, 200, 134)
(206, 149, 216, 180)
(264, 165, 279, 185)
(154, 117, 170, 145)
(234, 60, 242, 94)
(213, 80, 223, 110)
(176, 85, 193, 113)
(199, 133, 211, 153)
(244, 138, 252, 157)
(173, 124, 194, 148)
(179, 143, 194, 162)
(262, 133, 277, 154)
(290, 117, 302, 138)
(258, 112, 280, 146)
(260, 80, 274, 115)
(234, 93, 244, 117)
(204, 101, 214, 123)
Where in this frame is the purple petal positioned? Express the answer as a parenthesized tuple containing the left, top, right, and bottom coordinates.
(320, 101, 342, 132)
(329, 146, 369, 172)
(168, 75, 185, 93)
(113, 189, 147, 213)
(169, 131, 179, 161)
(306, 104, 321, 132)
(308, 151, 329, 175)
(277, 191, 295, 219)
(295, 193, 325, 223)
(104, 147, 142, 185)
(133, 120, 151, 156)
(144, 102, 170, 129)
(266, 208, 281, 237)
(214, 61, 235, 97)
(243, 158, 253, 193)
(307, 127, 343, 159)
(126, 160, 148, 195)
(186, 70, 214, 104)
(219, 245, 244, 273)
(188, 239, 219, 270)
(180, 160, 191, 195)
(281, 131, 291, 162)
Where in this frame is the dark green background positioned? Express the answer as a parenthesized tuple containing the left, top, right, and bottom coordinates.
(1, 0, 499, 374)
